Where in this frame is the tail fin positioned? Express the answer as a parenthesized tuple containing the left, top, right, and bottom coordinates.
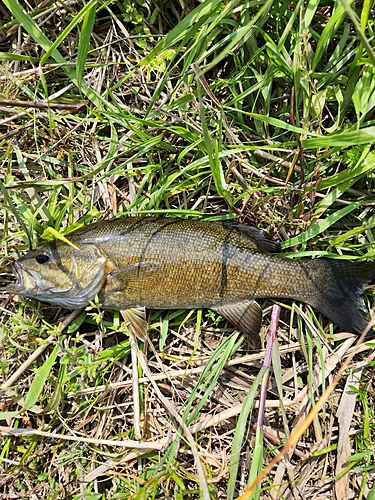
(312, 259, 375, 334)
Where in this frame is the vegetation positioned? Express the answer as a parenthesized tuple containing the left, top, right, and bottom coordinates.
(1, 0, 375, 498)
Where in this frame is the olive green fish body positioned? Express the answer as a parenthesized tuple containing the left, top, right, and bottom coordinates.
(64, 219, 315, 309)
(9, 217, 375, 335)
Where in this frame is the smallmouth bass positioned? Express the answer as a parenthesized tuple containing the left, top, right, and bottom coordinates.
(7, 217, 375, 335)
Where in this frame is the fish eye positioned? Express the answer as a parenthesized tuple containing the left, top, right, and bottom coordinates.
(35, 253, 51, 264)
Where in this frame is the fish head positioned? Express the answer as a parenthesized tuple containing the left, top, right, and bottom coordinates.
(8, 242, 107, 309)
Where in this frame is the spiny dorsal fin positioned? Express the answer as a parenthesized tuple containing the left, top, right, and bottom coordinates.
(222, 221, 281, 253)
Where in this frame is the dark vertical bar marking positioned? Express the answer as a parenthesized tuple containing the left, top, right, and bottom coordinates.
(118, 217, 152, 235)
(138, 219, 182, 273)
(219, 230, 232, 300)
(295, 260, 325, 294)
(251, 260, 271, 296)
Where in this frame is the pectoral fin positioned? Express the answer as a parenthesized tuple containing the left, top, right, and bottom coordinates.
(121, 307, 148, 341)
(213, 300, 262, 336)
(107, 261, 163, 294)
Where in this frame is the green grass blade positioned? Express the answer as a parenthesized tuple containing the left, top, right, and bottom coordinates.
(304, 0, 320, 29)
(281, 199, 367, 249)
(318, 147, 374, 190)
(247, 425, 263, 500)
(0, 344, 61, 419)
(340, 0, 375, 67)
(141, 0, 227, 66)
(76, 0, 98, 89)
(38, 0, 98, 67)
(23, 345, 59, 411)
(3, 0, 69, 68)
(3, 0, 108, 109)
(0, 180, 32, 249)
(196, 74, 227, 199)
(164, 332, 244, 465)
(227, 108, 321, 136)
(227, 369, 265, 500)
(185, 332, 244, 423)
(202, 0, 274, 72)
(311, 4, 346, 72)
(300, 126, 375, 148)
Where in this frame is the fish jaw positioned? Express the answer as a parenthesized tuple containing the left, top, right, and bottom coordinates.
(8, 262, 26, 294)
(8, 260, 71, 298)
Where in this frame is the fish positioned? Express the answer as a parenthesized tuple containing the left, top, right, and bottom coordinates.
(7, 217, 375, 336)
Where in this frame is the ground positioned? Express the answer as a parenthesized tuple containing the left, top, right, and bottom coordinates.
(1, 1, 375, 499)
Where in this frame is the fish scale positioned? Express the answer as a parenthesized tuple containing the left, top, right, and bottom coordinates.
(7, 217, 375, 336)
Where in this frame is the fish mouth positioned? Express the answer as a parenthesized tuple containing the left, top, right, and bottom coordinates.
(11, 262, 24, 292)
(7, 262, 37, 294)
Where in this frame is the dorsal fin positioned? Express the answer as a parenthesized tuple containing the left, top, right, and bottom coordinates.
(221, 221, 281, 253)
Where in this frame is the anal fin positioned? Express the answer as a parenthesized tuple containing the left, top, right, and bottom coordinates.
(213, 300, 262, 336)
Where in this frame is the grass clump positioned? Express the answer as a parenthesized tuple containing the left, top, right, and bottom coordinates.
(1, 0, 375, 498)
